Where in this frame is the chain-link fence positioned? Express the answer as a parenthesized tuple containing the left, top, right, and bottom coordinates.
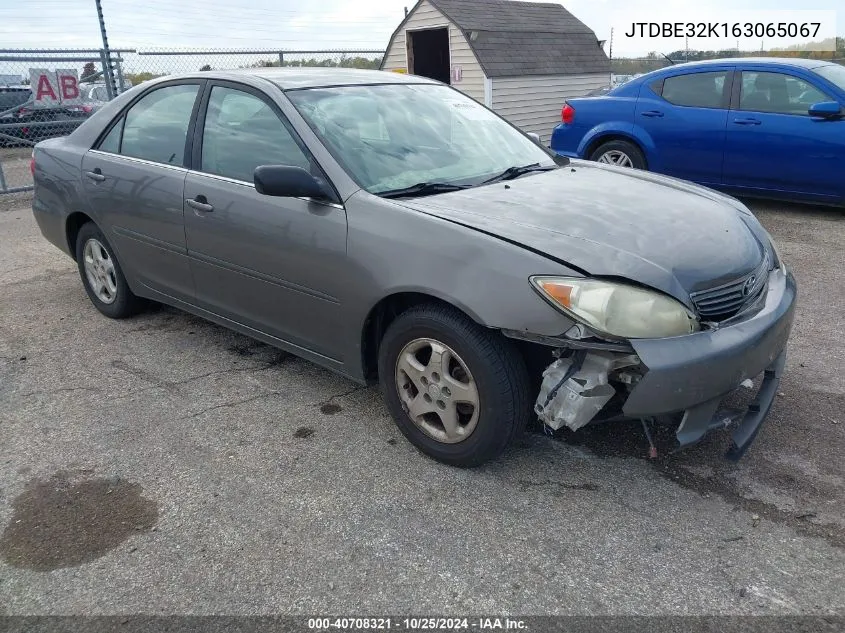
(0, 48, 384, 193)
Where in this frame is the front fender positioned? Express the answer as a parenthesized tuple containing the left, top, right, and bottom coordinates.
(340, 192, 580, 380)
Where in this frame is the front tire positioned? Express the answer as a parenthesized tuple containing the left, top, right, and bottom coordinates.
(589, 139, 646, 169)
(378, 304, 531, 467)
(75, 222, 145, 319)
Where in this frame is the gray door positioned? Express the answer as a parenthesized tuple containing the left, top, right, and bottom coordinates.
(183, 83, 348, 358)
(81, 82, 202, 300)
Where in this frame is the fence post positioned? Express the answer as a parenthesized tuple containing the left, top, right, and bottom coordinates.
(99, 49, 115, 100)
(278, 52, 284, 66)
(0, 163, 7, 193)
(115, 56, 126, 92)
(95, 0, 117, 98)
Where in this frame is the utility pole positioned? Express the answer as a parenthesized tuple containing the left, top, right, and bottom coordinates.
(94, 0, 117, 99)
(608, 27, 613, 84)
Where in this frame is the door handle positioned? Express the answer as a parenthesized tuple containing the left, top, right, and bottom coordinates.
(186, 196, 214, 213)
(85, 168, 105, 182)
(733, 118, 761, 126)
(641, 110, 664, 118)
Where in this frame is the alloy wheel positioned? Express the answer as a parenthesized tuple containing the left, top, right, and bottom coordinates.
(597, 150, 634, 168)
(83, 238, 118, 304)
(394, 337, 480, 444)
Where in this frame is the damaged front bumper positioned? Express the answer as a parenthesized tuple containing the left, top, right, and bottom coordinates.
(533, 267, 796, 458)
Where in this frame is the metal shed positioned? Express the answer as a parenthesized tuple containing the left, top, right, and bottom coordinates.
(381, 0, 610, 143)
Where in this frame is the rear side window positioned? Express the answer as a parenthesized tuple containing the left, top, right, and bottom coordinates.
(120, 84, 199, 165)
(199, 86, 311, 182)
(661, 71, 729, 109)
(98, 118, 123, 153)
(739, 71, 830, 115)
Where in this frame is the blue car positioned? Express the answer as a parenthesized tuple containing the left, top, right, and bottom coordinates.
(550, 58, 845, 206)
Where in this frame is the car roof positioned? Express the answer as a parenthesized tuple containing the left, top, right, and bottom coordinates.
(167, 68, 440, 91)
(658, 57, 836, 70)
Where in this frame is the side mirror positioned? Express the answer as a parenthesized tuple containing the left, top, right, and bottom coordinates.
(254, 165, 330, 199)
(808, 101, 844, 119)
(527, 132, 542, 144)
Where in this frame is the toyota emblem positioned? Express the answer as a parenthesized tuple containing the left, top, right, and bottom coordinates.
(742, 275, 757, 297)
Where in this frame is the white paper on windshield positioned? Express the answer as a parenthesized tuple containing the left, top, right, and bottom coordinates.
(443, 97, 498, 122)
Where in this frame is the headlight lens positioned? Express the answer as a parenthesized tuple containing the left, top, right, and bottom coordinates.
(768, 236, 786, 272)
(531, 277, 700, 339)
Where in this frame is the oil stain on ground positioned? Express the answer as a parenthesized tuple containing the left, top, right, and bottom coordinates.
(0, 471, 158, 571)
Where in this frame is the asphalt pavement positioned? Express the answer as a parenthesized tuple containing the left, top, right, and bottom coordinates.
(0, 194, 843, 616)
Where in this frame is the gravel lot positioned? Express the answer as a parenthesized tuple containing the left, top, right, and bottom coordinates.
(0, 193, 843, 616)
(0, 147, 32, 192)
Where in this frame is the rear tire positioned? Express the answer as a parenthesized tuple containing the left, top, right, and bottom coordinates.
(74, 222, 145, 319)
(590, 139, 646, 169)
(378, 304, 531, 467)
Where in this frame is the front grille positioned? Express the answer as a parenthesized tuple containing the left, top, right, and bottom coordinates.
(690, 252, 771, 321)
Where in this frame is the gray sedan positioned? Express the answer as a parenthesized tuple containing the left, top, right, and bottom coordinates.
(31, 68, 796, 467)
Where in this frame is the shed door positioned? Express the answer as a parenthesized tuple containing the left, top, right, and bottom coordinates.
(407, 28, 450, 84)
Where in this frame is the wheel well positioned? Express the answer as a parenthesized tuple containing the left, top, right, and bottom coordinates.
(361, 293, 469, 383)
(360, 292, 555, 387)
(585, 134, 647, 166)
(65, 212, 93, 261)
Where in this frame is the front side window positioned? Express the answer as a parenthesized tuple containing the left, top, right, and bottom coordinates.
(287, 83, 556, 195)
(660, 71, 729, 109)
(739, 71, 831, 115)
(120, 84, 199, 165)
(200, 86, 311, 182)
(814, 64, 845, 92)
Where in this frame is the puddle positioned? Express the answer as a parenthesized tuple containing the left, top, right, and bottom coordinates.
(320, 403, 342, 415)
(294, 426, 315, 439)
(0, 472, 158, 571)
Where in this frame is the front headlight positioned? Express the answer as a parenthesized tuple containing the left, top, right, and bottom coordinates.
(531, 276, 700, 339)
(767, 236, 786, 272)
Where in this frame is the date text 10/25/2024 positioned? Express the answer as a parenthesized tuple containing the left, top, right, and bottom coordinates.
(307, 618, 527, 630)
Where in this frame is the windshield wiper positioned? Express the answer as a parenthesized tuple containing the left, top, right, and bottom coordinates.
(481, 163, 556, 185)
(379, 182, 470, 199)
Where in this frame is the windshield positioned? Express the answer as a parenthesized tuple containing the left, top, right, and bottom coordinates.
(814, 64, 845, 93)
(287, 83, 556, 195)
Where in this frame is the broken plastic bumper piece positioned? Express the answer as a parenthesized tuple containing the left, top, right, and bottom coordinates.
(534, 267, 796, 458)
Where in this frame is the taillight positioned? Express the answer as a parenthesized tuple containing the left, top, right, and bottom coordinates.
(561, 103, 575, 124)
(30, 150, 35, 176)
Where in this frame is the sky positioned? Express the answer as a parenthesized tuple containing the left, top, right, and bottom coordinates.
(0, 0, 841, 56)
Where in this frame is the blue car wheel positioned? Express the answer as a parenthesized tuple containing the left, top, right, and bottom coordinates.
(589, 139, 646, 170)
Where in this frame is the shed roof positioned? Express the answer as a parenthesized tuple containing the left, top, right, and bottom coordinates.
(430, 0, 594, 34)
(398, 0, 610, 77)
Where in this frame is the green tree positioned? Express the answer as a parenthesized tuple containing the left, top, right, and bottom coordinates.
(249, 55, 383, 70)
(123, 71, 165, 85)
(80, 62, 98, 82)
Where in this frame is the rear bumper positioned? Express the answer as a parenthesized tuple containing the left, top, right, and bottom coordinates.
(549, 124, 582, 159)
(621, 267, 796, 454)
